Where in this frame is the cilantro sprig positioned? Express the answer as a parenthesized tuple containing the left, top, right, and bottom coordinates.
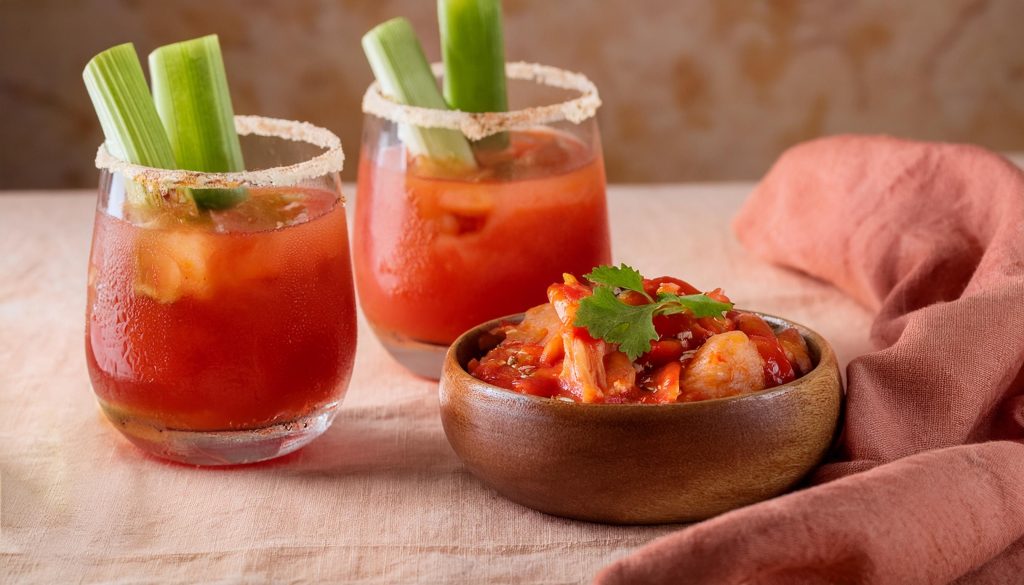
(584, 264, 647, 297)
(573, 264, 733, 360)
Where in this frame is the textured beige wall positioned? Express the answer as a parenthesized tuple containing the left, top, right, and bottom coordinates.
(1, 0, 1022, 188)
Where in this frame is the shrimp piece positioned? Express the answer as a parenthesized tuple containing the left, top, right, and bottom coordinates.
(539, 333, 564, 366)
(777, 328, 813, 375)
(546, 274, 591, 323)
(561, 333, 607, 402)
(505, 303, 561, 346)
(547, 274, 608, 402)
(679, 331, 765, 401)
(603, 351, 636, 397)
(508, 302, 565, 366)
(651, 361, 681, 403)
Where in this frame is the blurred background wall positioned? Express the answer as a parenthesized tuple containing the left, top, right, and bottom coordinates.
(1, 0, 1022, 188)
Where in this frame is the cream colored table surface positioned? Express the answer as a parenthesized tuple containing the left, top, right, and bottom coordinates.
(0, 186, 874, 585)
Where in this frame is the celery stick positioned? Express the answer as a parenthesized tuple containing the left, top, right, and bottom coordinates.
(83, 43, 176, 169)
(362, 17, 476, 169)
(438, 0, 509, 149)
(149, 34, 246, 209)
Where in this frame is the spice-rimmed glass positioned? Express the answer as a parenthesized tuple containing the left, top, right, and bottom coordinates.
(355, 62, 611, 378)
(86, 116, 356, 465)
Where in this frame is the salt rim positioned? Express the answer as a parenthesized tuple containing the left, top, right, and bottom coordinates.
(94, 115, 345, 189)
(362, 62, 601, 141)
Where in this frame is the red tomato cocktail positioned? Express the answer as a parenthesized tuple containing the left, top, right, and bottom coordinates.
(86, 186, 357, 462)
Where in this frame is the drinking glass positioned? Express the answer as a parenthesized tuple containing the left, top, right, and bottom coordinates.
(86, 116, 357, 465)
(355, 63, 611, 378)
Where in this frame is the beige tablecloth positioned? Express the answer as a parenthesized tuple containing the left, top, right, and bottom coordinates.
(0, 186, 874, 584)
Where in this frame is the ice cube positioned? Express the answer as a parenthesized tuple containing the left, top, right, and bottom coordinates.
(133, 229, 213, 303)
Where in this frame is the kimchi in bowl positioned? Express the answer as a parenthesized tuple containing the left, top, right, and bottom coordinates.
(439, 311, 843, 524)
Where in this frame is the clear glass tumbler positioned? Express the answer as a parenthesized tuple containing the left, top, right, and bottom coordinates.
(85, 116, 357, 465)
(355, 63, 611, 378)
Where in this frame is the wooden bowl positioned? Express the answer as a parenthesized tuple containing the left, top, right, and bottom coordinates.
(439, 312, 843, 525)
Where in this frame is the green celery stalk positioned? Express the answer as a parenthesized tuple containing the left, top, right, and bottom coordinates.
(438, 0, 509, 150)
(149, 34, 246, 210)
(362, 17, 477, 169)
(83, 43, 177, 170)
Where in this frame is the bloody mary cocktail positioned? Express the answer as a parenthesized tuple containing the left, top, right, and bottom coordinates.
(81, 36, 355, 464)
(356, 37, 610, 377)
(86, 182, 357, 463)
(83, 105, 355, 464)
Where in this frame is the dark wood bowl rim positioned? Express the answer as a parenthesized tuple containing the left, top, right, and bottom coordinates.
(445, 310, 839, 412)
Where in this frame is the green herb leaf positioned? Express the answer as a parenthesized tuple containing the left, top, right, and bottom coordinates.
(574, 265, 735, 360)
(656, 292, 734, 318)
(82, 43, 176, 170)
(438, 0, 509, 150)
(573, 286, 659, 361)
(149, 34, 246, 210)
(362, 17, 477, 169)
(584, 264, 648, 297)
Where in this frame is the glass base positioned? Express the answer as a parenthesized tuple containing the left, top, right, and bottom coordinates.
(100, 402, 339, 466)
(371, 324, 450, 380)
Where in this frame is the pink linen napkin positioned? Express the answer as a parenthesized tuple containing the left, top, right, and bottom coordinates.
(595, 135, 1024, 584)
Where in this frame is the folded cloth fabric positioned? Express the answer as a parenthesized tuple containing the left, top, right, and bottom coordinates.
(594, 135, 1024, 585)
